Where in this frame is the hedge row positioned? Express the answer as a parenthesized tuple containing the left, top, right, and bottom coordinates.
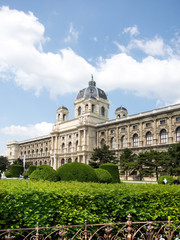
(0, 180, 180, 229)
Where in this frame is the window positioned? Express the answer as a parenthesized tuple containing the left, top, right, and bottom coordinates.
(68, 158, 72, 163)
(101, 131, 105, 136)
(62, 143, 65, 153)
(61, 159, 65, 166)
(146, 122, 151, 128)
(121, 127, 125, 132)
(100, 139, 105, 147)
(101, 106, 105, 116)
(121, 135, 127, 148)
(146, 131, 152, 145)
(160, 129, 167, 143)
(133, 125, 138, 130)
(92, 104, 95, 113)
(78, 106, 81, 115)
(69, 135, 71, 139)
(133, 134, 139, 147)
(68, 142, 72, 152)
(176, 127, 180, 142)
(110, 129, 115, 134)
(160, 119, 166, 125)
(176, 117, 180, 122)
(111, 137, 115, 149)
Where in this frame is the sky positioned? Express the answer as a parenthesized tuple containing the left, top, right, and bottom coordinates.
(0, 0, 180, 156)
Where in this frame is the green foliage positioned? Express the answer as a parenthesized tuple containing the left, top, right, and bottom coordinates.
(0, 180, 180, 229)
(120, 148, 136, 180)
(27, 165, 37, 175)
(23, 172, 29, 179)
(13, 158, 23, 166)
(4, 171, 12, 178)
(89, 144, 117, 168)
(57, 162, 97, 182)
(0, 156, 9, 171)
(95, 168, 112, 183)
(30, 165, 59, 182)
(10, 164, 23, 177)
(158, 175, 174, 185)
(100, 163, 120, 183)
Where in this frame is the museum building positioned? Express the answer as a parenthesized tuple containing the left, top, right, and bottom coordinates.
(7, 77, 180, 171)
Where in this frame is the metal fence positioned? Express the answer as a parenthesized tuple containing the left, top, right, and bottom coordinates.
(0, 214, 179, 240)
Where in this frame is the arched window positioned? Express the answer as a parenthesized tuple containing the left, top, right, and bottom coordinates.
(146, 131, 152, 145)
(78, 106, 81, 115)
(62, 143, 65, 153)
(68, 142, 72, 152)
(68, 158, 72, 163)
(63, 114, 66, 121)
(40, 161, 42, 165)
(85, 104, 88, 112)
(101, 106, 105, 116)
(32, 150, 34, 156)
(133, 134, 139, 147)
(75, 157, 78, 162)
(121, 135, 127, 148)
(36, 149, 38, 156)
(176, 127, 180, 142)
(111, 137, 115, 149)
(44, 160, 47, 165)
(101, 139, 105, 148)
(61, 159, 65, 166)
(58, 114, 60, 121)
(92, 104, 95, 113)
(41, 148, 43, 156)
(45, 148, 48, 155)
(160, 129, 168, 143)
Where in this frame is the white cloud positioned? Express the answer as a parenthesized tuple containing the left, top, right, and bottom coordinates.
(123, 25, 139, 36)
(0, 6, 180, 106)
(64, 23, 79, 43)
(0, 122, 53, 139)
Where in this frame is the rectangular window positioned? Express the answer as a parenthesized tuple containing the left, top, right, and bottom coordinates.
(146, 122, 151, 128)
(133, 125, 138, 130)
(121, 127, 125, 132)
(110, 129, 115, 134)
(101, 131, 105, 136)
(160, 119, 166, 125)
(176, 117, 180, 122)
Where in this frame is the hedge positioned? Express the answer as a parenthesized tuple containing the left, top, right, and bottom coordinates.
(158, 175, 174, 185)
(100, 163, 120, 183)
(0, 180, 180, 229)
(57, 162, 97, 182)
(30, 165, 59, 181)
(10, 164, 23, 177)
(95, 168, 112, 183)
(27, 165, 37, 175)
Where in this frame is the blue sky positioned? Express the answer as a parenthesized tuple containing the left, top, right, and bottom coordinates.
(0, 0, 180, 155)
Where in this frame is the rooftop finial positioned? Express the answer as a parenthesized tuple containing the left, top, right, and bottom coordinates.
(91, 74, 94, 81)
(89, 74, 96, 87)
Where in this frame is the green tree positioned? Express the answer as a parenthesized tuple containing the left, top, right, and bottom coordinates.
(89, 144, 117, 168)
(120, 148, 136, 180)
(0, 156, 9, 172)
(162, 143, 180, 176)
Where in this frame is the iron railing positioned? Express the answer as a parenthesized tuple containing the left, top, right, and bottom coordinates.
(0, 214, 179, 240)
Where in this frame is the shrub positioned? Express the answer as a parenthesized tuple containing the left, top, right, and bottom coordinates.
(57, 162, 97, 182)
(10, 164, 23, 177)
(4, 171, 12, 178)
(100, 163, 120, 183)
(30, 165, 59, 182)
(95, 168, 112, 183)
(23, 172, 29, 179)
(27, 165, 37, 175)
(158, 175, 174, 185)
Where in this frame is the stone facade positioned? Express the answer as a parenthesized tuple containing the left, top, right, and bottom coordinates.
(7, 78, 180, 173)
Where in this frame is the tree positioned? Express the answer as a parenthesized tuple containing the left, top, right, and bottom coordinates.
(120, 148, 136, 180)
(0, 156, 9, 172)
(162, 143, 180, 176)
(89, 144, 117, 168)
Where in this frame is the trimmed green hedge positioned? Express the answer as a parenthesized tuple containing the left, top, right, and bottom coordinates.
(100, 163, 120, 183)
(57, 162, 97, 182)
(95, 168, 112, 183)
(27, 165, 37, 175)
(10, 164, 23, 177)
(30, 165, 59, 181)
(0, 180, 180, 229)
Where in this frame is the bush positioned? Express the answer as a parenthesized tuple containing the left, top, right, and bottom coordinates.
(23, 172, 29, 179)
(0, 181, 180, 229)
(27, 165, 37, 175)
(158, 175, 174, 185)
(5, 171, 12, 178)
(95, 168, 112, 183)
(57, 162, 97, 182)
(10, 164, 23, 177)
(30, 165, 59, 182)
(100, 163, 120, 183)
